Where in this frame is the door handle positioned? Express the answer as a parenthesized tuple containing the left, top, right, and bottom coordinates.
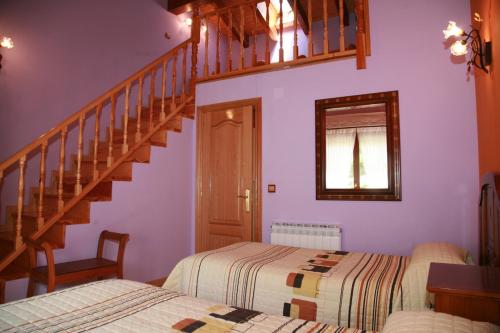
(237, 189, 251, 212)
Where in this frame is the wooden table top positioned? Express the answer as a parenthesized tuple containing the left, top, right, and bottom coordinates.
(427, 263, 500, 299)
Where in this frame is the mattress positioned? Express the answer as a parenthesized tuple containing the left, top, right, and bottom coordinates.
(0, 279, 368, 333)
(164, 242, 409, 331)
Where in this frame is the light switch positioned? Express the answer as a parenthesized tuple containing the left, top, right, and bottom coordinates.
(268, 184, 276, 193)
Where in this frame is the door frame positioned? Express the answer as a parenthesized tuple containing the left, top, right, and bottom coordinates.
(195, 97, 262, 253)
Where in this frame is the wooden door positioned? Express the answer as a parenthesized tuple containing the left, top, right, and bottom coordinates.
(196, 99, 261, 252)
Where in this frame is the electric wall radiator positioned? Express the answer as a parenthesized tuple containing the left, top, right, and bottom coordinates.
(270, 222, 342, 251)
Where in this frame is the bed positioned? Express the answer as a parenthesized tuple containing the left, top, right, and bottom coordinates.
(1, 279, 498, 333)
(0, 279, 369, 333)
(164, 241, 468, 331)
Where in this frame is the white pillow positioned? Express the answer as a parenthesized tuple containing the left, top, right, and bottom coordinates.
(397, 242, 467, 311)
(382, 311, 500, 333)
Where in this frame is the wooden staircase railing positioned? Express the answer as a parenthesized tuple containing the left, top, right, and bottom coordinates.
(195, 0, 368, 82)
(0, 30, 200, 273)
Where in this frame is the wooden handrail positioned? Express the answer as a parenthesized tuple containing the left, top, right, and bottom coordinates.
(0, 39, 192, 173)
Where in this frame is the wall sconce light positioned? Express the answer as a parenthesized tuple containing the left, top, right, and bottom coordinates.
(443, 17, 492, 73)
(184, 17, 193, 27)
(0, 35, 14, 69)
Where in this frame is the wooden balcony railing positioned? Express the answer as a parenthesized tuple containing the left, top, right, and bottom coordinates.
(0, 36, 199, 271)
(195, 0, 368, 82)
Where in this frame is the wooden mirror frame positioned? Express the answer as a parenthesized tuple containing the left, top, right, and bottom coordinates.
(315, 91, 402, 201)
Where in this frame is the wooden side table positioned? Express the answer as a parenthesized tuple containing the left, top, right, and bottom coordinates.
(427, 263, 500, 325)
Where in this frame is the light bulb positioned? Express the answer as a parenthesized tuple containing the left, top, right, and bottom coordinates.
(443, 21, 464, 39)
(184, 18, 193, 27)
(0, 36, 14, 49)
(450, 40, 467, 56)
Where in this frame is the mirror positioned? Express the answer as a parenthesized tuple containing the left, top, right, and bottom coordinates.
(315, 91, 401, 200)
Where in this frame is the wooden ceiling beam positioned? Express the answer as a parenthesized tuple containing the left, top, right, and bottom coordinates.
(212, 1, 250, 48)
(286, 0, 309, 35)
(254, 7, 278, 41)
(209, 10, 250, 48)
(333, 0, 350, 26)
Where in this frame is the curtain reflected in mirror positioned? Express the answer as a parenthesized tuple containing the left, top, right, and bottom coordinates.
(316, 92, 401, 201)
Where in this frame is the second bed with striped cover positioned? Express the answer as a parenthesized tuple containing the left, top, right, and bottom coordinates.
(164, 242, 409, 331)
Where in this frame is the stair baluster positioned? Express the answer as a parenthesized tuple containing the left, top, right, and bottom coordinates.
(123, 84, 131, 154)
(171, 53, 177, 110)
(204, 18, 209, 77)
(93, 104, 102, 180)
(265, 0, 270, 64)
(182, 45, 187, 102)
(323, 0, 328, 55)
(339, 0, 345, 52)
(228, 10, 233, 72)
(216, 14, 221, 74)
(252, 5, 257, 66)
(161, 60, 167, 121)
(239, 6, 244, 69)
(308, 0, 313, 57)
(15, 156, 26, 249)
(108, 96, 116, 167)
(149, 69, 156, 130)
(279, 0, 284, 62)
(58, 127, 67, 211)
(37, 140, 48, 228)
(75, 115, 85, 195)
(293, 0, 298, 60)
(136, 76, 143, 142)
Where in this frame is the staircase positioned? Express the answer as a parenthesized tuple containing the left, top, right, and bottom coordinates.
(0, 0, 369, 302)
(0, 34, 200, 302)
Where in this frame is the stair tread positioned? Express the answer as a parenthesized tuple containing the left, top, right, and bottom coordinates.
(33, 189, 74, 199)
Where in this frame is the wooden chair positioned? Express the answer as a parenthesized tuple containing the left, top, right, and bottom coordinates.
(26, 230, 129, 297)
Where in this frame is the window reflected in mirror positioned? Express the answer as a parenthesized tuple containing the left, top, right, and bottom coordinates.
(316, 92, 401, 201)
(325, 103, 388, 189)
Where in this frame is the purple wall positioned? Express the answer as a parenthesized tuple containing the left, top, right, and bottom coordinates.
(1, 0, 194, 302)
(1, 0, 479, 303)
(196, 0, 479, 257)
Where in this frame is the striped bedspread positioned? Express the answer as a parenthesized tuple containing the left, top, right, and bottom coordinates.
(164, 242, 410, 331)
(0, 280, 369, 333)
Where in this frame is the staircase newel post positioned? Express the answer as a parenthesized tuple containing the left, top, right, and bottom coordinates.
(190, 7, 200, 98)
(354, 0, 367, 69)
